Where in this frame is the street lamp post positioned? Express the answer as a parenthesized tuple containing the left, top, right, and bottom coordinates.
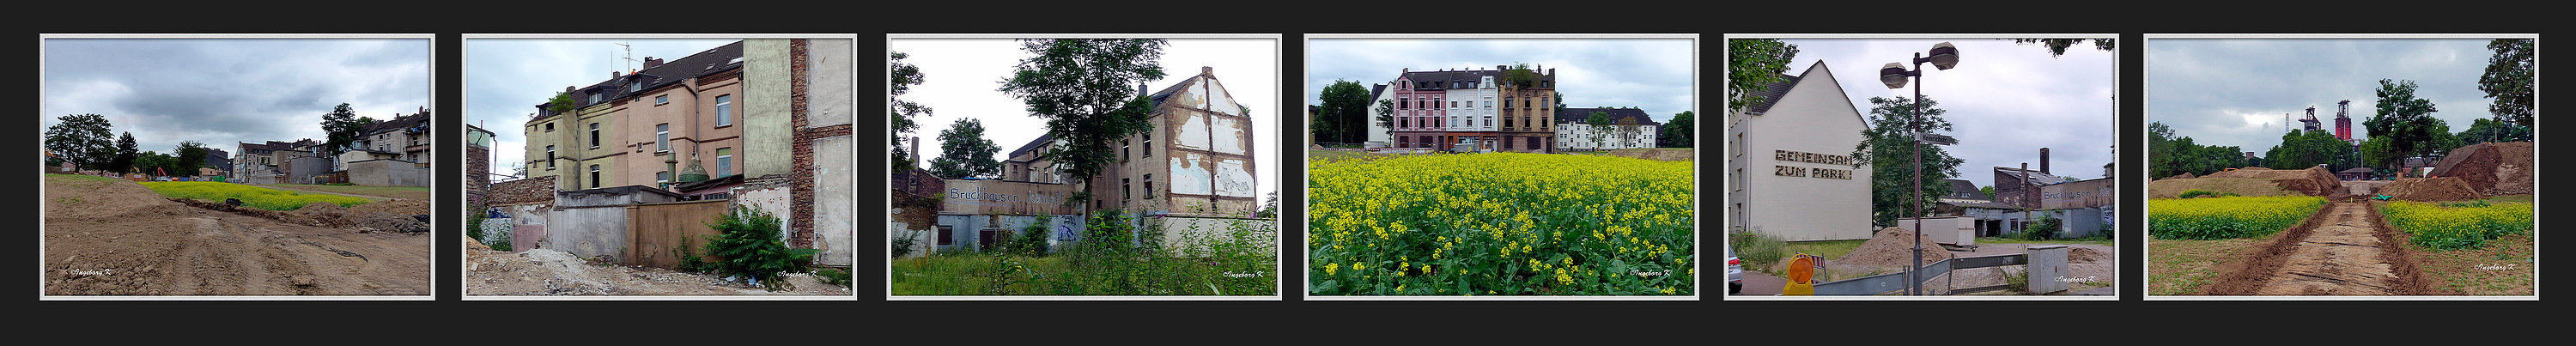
(1881, 42, 1957, 295)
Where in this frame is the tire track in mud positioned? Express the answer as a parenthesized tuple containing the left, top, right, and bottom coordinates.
(2200, 202, 2434, 295)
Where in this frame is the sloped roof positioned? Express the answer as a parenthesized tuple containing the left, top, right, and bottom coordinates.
(1006, 133, 1055, 161)
(1557, 107, 1660, 125)
(364, 110, 432, 135)
(1941, 179, 1984, 200)
(1741, 73, 1802, 114)
(1996, 167, 2071, 185)
(562, 40, 746, 110)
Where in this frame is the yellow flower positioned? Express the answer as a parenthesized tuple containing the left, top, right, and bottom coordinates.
(1324, 263, 1340, 275)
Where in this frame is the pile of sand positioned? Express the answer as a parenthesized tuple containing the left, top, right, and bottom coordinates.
(2148, 178, 2295, 198)
(2379, 177, 2482, 202)
(1838, 228, 1954, 269)
(2204, 167, 2343, 197)
(2427, 142, 2534, 196)
(2069, 247, 2111, 264)
(44, 175, 193, 220)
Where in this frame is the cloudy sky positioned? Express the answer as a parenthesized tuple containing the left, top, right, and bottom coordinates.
(465, 38, 740, 177)
(1306, 37, 1696, 123)
(1770, 38, 2119, 188)
(2148, 38, 2511, 153)
(42, 38, 430, 157)
(890, 37, 1281, 200)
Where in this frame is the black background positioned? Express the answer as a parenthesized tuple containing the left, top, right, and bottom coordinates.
(15, 9, 2555, 343)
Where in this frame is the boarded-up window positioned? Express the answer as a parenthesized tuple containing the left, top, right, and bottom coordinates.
(938, 226, 953, 246)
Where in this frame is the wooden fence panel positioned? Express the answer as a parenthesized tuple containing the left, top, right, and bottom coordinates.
(624, 200, 733, 269)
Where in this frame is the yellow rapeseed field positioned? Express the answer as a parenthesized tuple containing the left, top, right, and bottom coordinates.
(1308, 152, 1693, 295)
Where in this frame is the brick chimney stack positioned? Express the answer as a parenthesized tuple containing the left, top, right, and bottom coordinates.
(643, 57, 664, 69)
(2040, 148, 2050, 174)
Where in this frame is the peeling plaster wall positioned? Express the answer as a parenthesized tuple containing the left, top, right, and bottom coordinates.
(1216, 158, 1254, 197)
(1202, 78, 1235, 115)
(1212, 117, 1244, 155)
(1176, 112, 1209, 150)
(1168, 153, 1212, 195)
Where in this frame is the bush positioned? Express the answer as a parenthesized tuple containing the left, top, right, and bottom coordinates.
(814, 268, 853, 287)
(1730, 231, 1789, 273)
(2177, 190, 2215, 199)
(1010, 216, 1052, 257)
(699, 206, 816, 291)
(891, 230, 921, 258)
(2022, 215, 2061, 240)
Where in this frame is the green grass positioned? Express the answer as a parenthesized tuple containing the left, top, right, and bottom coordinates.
(267, 184, 427, 199)
(1732, 234, 1864, 276)
(46, 173, 125, 184)
(2148, 238, 2263, 295)
(1305, 149, 1403, 163)
(138, 181, 372, 211)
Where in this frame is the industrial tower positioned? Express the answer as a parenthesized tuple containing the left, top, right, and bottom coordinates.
(2334, 100, 2353, 143)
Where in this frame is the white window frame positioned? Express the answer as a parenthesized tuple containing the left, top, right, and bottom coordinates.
(656, 124, 670, 153)
(715, 94, 732, 126)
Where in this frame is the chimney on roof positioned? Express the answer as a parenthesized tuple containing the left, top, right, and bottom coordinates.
(2040, 148, 2051, 174)
(564, 86, 575, 93)
(612, 70, 622, 79)
(643, 57, 663, 69)
(1498, 64, 1508, 70)
(1139, 82, 1148, 97)
(1202, 66, 1212, 76)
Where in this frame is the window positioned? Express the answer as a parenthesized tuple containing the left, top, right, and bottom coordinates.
(544, 146, 556, 169)
(1398, 98, 1407, 109)
(1141, 131, 1151, 158)
(715, 94, 732, 126)
(1143, 173, 1154, 199)
(588, 165, 600, 189)
(1121, 139, 1129, 162)
(544, 122, 554, 132)
(628, 82, 641, 93)
(937, 226, 954, 246)
(657, 171, 670, 189)
(588, 123, 600, 149)
(1122, 178, 1132, 200)
(655, 95, 668, 105)
(655, 124, 670, 152)
(715, 148, 732, 176)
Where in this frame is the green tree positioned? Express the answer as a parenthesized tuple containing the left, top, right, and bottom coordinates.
(891, 52, 933, 173)
(1660, 111, 1695, 148)
(174, 141, 209, 177)
(927, 118, 1003, 179)
(2479, 39, 2534, 127)
(45, 113, 117, 170)
(134, 151, 176, 176)
(2008, 39, 2116, 58)
(111, 131, 139, 173)
(1978, 185, 1996, 201)
(2265, 130, 2352, 171)
(1727, 39, 1799, 112)
(320, 103, 380, 160)
(1371, 98, 1395, 133)
(997, 39, 1169, 211)
(1850, 95, 1965, 227)
(2359, 135, 2399, 171)
(1584, 111, 1612, 151)
(1315, 79, 1370, 143)
(2457, 118, 2532, 145)
(2365, 78, 2443, 160)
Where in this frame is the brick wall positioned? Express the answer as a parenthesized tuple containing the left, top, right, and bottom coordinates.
(489, 175, 556, 205)
(467, 143, 490, 212)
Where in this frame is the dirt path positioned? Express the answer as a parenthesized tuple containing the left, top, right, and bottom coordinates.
(2200, 202, 2432, 295)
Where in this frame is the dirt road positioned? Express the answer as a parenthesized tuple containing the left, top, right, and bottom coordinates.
(2201, 201, 2432, 295)
(465, 241, 848, 296)
(44, 176, 429, 295)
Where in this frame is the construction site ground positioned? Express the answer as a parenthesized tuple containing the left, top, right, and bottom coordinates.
(1749, 228, 2114, 295)
(2149, 143, 2533, 295)
(465, 239, 849, 296)
(43, 174, 430, 295)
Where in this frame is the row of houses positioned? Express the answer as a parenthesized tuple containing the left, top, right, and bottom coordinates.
(1343, 65, 1662, 152)
(227, 108, 432, 186)
(892, 66, 1267, 257)
(483, 39, 856, 270)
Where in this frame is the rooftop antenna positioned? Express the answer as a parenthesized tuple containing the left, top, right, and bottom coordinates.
(615, 42, 637, 73)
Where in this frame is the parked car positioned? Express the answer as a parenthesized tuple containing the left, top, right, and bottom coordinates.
(1726, 246, 1743, 294)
